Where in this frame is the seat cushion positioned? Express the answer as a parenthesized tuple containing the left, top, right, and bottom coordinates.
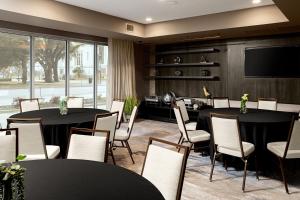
(267, 141, 300, 159)
(185, 122, 197, 131)
(114, 129, 129, 140)
(218, 142, 255, 157)
(187, 130, 210, 142)
(46, 145, 60, 159)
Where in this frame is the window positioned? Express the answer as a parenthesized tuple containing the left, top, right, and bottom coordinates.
(97, 45, 108, 109)
(0, 30, 108, 126)
(33, 37, 66, 108)
(69, 42, 94, 108)
(0, 32, 30, 127)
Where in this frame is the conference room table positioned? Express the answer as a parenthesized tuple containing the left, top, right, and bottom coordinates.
(10, 108, 109, 157)
(20, 159, 164, 200)
(196, 108, 298, 171)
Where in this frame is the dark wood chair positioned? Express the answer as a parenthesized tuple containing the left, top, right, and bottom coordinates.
(19, 98, 40, 112)
(0, 128, 18, 163)
(212, 97, 230, 108)
(257, 98, 277, 111)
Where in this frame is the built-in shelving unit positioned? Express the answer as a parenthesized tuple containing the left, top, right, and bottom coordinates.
(156, 48, 218, 55)
(148, 76, 219, 80)
(146, 62, 219, 67)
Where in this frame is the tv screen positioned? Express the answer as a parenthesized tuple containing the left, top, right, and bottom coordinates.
(244, 46, 300, 77)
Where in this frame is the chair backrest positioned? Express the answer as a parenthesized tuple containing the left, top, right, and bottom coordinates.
(0, 128, 18, 163)
(67, 97, 84, 108)
(19, 98, 40, 112)
(127, 106, 138, 137)
(110, 100, 125, 127)
(213, 97, 230, 108)
(173, 106, 189, 141)
(141, 137, 189, 200)
(94, 112, 118, 143)
(284, 118, 300, 158)
(67, 128, 109, 162)
(176, 100, 189, 122)
(210, 113, 244, 158)
(7, 118, 48, 159)
(258, 98, 277, 111)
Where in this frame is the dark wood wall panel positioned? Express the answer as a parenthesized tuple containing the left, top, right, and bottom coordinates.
(151, 34, 300, 104)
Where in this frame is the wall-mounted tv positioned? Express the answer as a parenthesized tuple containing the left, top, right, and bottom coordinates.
(245, 46, 300, 77)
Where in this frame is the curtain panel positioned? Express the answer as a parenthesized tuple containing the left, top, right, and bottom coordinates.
(108, 38, 136, 107)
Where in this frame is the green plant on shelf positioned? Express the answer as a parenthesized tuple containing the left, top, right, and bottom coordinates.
(124, 96, 139, 116)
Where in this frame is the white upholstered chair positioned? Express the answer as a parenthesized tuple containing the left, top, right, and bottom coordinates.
(0, 128, 18, 163)
(114, 106, 138, 164)
(267, 118, 300, 194)
(94, 112, 118, 164)
(176, 100, 197, 130)
(213, 97, 230, 108)
(258, 98, 277, 111)
(67, 97, 84, 108)
(19, 98, 40, 112)
(110, 100, 125, 129)
(7, 118, 60, 160)
(67, 128, 109, 162)
(209, 113, 258, 191)
(173, 106, 210, 152)
(141, 137, 189, 200)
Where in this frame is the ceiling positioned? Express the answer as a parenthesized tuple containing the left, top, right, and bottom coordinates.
(56, 0, 274, 24)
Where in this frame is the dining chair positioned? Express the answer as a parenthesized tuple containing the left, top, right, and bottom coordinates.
(114, 106, 138, 164)
(258, 98, 277, 111)
(141, 137, 189, 200)
(110, 100, 125, 129)
(173, 106, 210, 154)
(175, 100, 197, 130)
(93, 112, 118, 165)
(7, 118, 60, 160)
(209, 113, 259, 192)
(267, 117, 300, 194)
(67, 97, 84, 108)
(19, 98, 40, 112)
(0, 128, 18, 163)
(67, 128, 109, 162)
(213, 97, 230, 108)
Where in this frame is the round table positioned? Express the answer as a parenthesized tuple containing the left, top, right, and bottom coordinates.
(196, 108, 298, 171)
(21, 159, 164, 200)
(10, 108, 108, 157)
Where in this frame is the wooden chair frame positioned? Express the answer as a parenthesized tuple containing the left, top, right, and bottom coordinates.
(67, 127, 110, 163)
(113, 107, 138, 164)
(212, 97, 230, 108)
(93, 112, 119, 165)
(0, 128, 19, 162)
(7, 118, 49, 159)
(174, 105, 210, 154)
(209, 113, 259, 192)
(110, 99, 125, 129)
(141, 137, 189, 200)
(19, 98, 40, 113)
(257, 98, 277, 110)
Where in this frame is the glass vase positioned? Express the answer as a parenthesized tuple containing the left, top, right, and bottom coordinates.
(240, 102, 247, 114)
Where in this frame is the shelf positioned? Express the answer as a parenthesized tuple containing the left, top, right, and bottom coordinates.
(146, 62, 219, 67)
(148, 76, 219, 80)
(156, 48, 219, 55)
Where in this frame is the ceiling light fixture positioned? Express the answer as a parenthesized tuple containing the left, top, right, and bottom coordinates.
(159, 0, 178, 5)
(252, 0, 262, 4)
(146, 17, 153, 22)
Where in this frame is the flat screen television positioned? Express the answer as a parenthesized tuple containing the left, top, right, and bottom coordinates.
(244, 46, 300, 77)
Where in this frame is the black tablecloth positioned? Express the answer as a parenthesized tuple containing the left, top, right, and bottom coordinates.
(196, 108, 298, 170)
(21, 159, 164, 200)
(10, 108, 108, 157)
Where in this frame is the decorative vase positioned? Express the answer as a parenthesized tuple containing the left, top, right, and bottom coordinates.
(240, 102, 247, 114)
(59, 97, 68, 115)
(59, 107, 68, 115)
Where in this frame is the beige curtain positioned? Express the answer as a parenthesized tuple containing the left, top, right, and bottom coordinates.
(107, 38, 136, 106)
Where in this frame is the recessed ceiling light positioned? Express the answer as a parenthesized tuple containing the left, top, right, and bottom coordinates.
(252, 0, 262, 4)
(159, 0, 178, 5)
(146, 17, 153, 22)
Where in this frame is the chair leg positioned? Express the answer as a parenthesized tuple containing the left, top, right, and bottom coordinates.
(223, 155, 228, 172)
(242, 159, 248, 192)
(121, 141, 125, 147)
(110, 147, 116, 165)
(177, 135, 182, 144)
(255, 154, 259, 180)
(125, 141, 135, 164)
(209, 152, 217, 182)
(278, 157, 289, 194)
